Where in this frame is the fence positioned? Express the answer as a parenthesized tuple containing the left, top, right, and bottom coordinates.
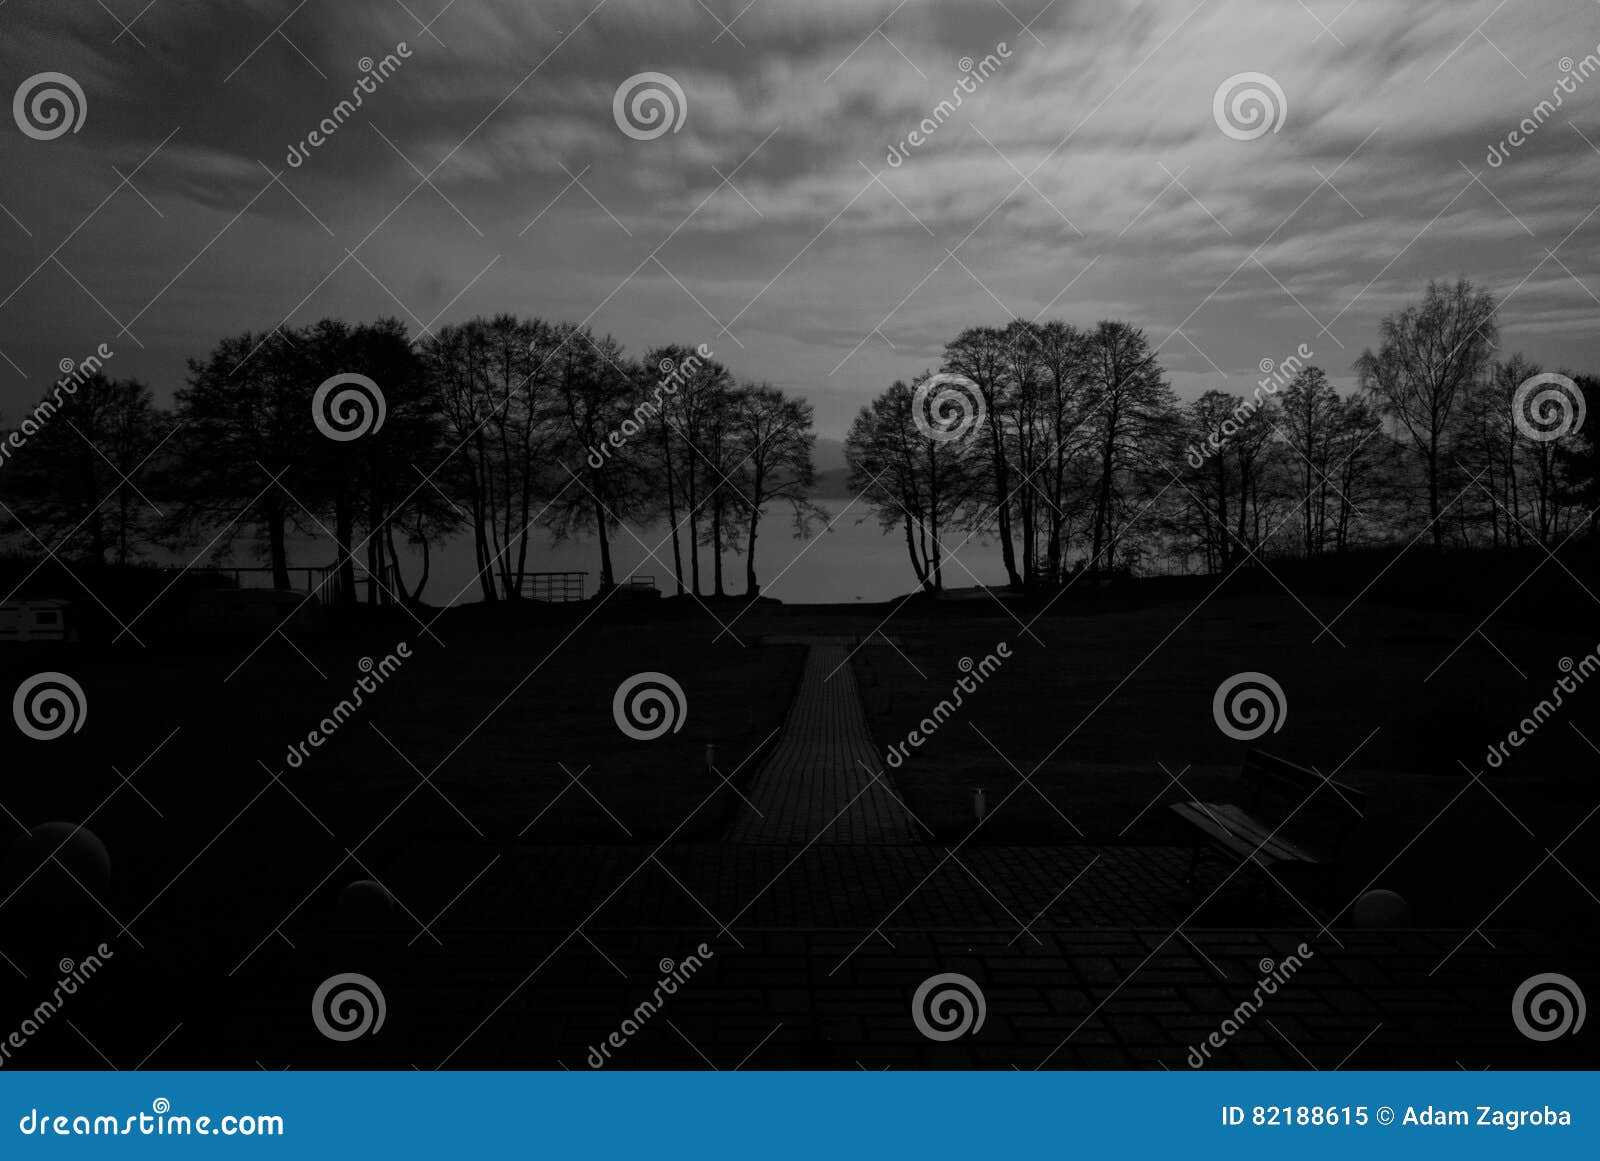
(182, 561, 403, 606)
(519, 572, 587, 602)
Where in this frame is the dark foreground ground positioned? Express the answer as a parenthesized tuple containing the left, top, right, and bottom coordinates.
(1, 564, 1596, 1069)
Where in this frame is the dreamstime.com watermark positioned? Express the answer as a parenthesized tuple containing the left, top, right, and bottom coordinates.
(1187, 943, 1314, 1068)
(1185, 344, 1312, 468)
(586, 345, 712, 469)
(1484, 648, 1598, 769)
(586, 944, 713, 1067)
(312, 372, 387, 442)
(613, 72, 687, 141)
(1212, 72, 1287, 141)
(0, 944, 113, 1068)
(12, 671, 88, 741)
(1212, 671, 1288, 742)
(12, 72, 86, 141)
(1485, 46, 1600, 168)
(0, 344, 114, 470)
(283, 644, 411, 768)
(285, 44, 412, 168)
(1512, 372, 1586, 443)
(1512, 972, 1586, 1041)
(885, 44, 1012, 167)
(912, 373, 986, 444)
(612, 672, 688, 741)
(885, 643, 1010, 769)
(17, 1099, 282, 1137)
(911, 972, 986, 1041)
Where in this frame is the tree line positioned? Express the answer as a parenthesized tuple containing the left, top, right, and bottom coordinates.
(845, 278, 1598, 590)
(0, 316, 818, 604)
(3, 277, 1595, 605)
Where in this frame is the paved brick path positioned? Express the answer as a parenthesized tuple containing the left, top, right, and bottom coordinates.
(727, 642, 919, 844)
(26, 839, 1595, 1069)
(379, 843, 1264, 930)
(187, 924, 1587, 1070)
(40, 633, 1591, 1069)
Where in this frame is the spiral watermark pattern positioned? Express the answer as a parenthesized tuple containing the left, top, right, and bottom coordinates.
(13, 72, 87, 141)
(586, 942, 713, 1067)
(612, 672, 687, 741)
(1512, 372, 1585, 442)
(12, 672, 87, 741)
(613, 72, 687, 141)
(1188, 943, 1314, 1068)
(911, 972, 986, 1041)
(1212, 72, 1287, 141)
(885, 644, 1010, 769)
(1512, 972, 1586, 1041)
(312, 373, 386, 442)
(312, 972, 387, 1041)
(1211, 671, 1286, 741)
(913, 373, 986, 443)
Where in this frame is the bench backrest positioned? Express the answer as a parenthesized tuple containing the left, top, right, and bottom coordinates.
(1242, 750, 1367, 858)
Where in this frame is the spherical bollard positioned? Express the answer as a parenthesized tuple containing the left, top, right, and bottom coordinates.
(2, 822, 111, 904)
(335, 879, 399, 929)
(1353, 888, 1412, 929)
(2, 823, 113, 965)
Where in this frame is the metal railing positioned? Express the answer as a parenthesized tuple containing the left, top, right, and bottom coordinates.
(519, 572, 587, 602)
(177, 562, 401, 605)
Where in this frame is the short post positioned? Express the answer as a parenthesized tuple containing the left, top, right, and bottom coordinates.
(705, 742, 717, 778)
(973, 787, 988, 823)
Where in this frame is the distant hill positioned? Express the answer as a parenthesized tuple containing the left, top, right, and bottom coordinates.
(810, 437, 855, 499)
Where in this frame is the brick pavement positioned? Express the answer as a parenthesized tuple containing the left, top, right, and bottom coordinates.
(378, 842, 1266, 930)
(31, 639, 1591, 1070)
(171, 924, 1589, 1070)
(727, 642, 919, 844)
(23, 837, 1594, 1068)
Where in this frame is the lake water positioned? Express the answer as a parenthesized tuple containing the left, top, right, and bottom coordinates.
(289, 499, 1012, 606)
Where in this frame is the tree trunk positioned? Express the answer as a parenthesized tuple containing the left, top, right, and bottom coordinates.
(989, 415, 1022, 588)
(366, 480, 383, 605)
(745, 504, 760, 598)
(1091, 412, 1119, 573)
(712, 491, 726, 597)
(514, 452, 534, 597)
(473, 521, 496, 602)
(903, 516, 929, 590)
(593, 491, 615, 591)
(409, 534, 431, 603)
(1428, 436, 1442, 548)
(267, 506, 291, 590)
(686, 460, 702, 597)
(335, 490, 356, 606)
(662, 428, 685, 596)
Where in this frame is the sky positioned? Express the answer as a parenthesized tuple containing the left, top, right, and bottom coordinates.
(2, 0, 1599, 440)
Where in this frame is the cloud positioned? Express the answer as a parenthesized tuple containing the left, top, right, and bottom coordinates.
(2, 0, 1599, 433)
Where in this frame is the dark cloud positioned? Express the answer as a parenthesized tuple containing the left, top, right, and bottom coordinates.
(2, 0, 1598, 434)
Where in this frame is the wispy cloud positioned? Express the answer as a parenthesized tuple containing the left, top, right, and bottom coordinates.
(2, 0, 1598, 435)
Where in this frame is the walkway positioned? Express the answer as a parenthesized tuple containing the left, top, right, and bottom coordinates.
(726, 641, 919, 844)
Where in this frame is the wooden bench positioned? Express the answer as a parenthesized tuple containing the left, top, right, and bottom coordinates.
(1170, 750, 1366, 890)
